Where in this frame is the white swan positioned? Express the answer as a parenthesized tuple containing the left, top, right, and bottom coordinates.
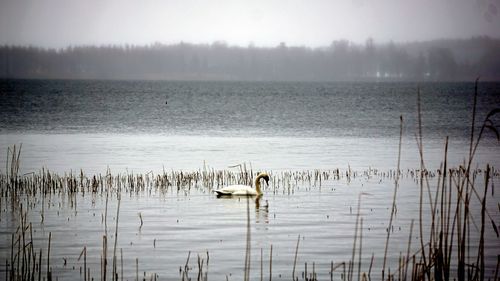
(214, 172, 269, 196)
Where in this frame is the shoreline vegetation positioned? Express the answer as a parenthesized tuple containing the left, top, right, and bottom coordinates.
(1, 37, 499, 81)
(1, 81, 499, 280)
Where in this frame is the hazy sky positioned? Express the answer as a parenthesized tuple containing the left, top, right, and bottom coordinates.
(1, 0, 499, 48)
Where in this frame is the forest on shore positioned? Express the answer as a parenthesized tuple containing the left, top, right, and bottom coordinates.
(1, 37, 499, 81)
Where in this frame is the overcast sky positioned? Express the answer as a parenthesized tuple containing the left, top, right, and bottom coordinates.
(1, 0, 499, 48)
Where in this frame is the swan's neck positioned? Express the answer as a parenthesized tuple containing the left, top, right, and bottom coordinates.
(254, 175, 263, 195)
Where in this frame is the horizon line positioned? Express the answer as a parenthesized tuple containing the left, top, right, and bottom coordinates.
(1, 35, 498, 50)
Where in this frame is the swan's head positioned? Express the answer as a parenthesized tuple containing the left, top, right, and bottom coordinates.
(258, 172, 270, 186)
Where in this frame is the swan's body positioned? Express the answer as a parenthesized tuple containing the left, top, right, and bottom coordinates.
(214, 172, 269, 197)
(216, 185, 259, 196)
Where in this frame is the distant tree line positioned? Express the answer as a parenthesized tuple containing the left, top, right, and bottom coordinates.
(0, 37, 499, 81)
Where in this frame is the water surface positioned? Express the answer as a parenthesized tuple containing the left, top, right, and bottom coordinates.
(0, 80, 499, 280)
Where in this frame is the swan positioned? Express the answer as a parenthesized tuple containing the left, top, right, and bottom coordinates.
(214, 172, 269, 196)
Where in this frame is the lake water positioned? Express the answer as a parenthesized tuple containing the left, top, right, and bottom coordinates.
(1, 80, 499, 173)
(0, 79, 499, 280)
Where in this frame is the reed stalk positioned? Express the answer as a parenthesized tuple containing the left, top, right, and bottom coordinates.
(403, 220, 414, 281)
(382, 116, 403, 279)
(244, 196, 251, 281)
(269, 245, 272, 281)
(261, 248, 263, 281)
(358, 218, 363, 281)
(292, 235, 300, 280)
(112, 193, 121, 281)
(416, 89, 430, 280)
